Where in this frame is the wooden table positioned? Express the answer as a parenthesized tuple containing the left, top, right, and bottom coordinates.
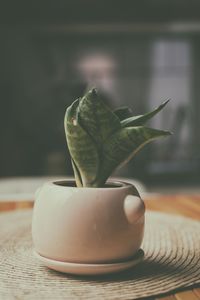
(0, 194, 200, 300)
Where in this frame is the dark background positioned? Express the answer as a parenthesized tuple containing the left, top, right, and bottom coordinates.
(0, 0, 200, 187)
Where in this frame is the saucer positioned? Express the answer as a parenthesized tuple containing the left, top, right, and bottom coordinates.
(34, 249, 144, 275)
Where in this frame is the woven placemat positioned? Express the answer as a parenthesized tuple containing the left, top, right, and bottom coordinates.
(0, 210, 199, 300)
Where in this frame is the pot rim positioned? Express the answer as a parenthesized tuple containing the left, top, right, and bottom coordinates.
(48, 179, 134, 191)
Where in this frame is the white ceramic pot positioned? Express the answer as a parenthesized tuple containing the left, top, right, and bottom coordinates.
(32, 180, 145, 264)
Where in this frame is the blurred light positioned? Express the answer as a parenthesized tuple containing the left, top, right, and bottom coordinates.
(77, 53, 116, 76)
(77, 53, 117, 95)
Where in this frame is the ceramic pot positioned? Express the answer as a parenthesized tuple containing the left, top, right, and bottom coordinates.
(32, 180, 145, 264)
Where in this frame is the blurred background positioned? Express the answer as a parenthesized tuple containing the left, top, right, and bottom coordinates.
(0, 0, 200, 191)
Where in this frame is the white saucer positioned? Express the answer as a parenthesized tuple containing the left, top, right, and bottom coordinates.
(34, 249, 144, 275)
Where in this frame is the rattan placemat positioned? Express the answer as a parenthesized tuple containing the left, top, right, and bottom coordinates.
(0, 209, 199, 300)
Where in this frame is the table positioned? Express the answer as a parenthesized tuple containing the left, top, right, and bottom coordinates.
(0, 194, 200, 300)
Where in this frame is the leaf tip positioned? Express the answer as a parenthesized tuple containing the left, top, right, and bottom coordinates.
(88, 87, 98, 97)
(159, 98, 171, 109)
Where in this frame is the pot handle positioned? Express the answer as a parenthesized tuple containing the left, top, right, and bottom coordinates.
(35, 187, 42, 199)
(123, 195, 145, 224)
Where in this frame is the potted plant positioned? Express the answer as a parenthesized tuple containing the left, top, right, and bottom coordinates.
(32, 88, 171, 275)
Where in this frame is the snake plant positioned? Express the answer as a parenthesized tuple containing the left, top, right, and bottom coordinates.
(64, 88, 171, 187)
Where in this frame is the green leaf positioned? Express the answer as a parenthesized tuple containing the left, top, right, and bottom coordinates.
(113, 106, 133, 121)
(71, 159, 82, 187)
(97, 126, 172, 185)
(64, 99, 99, 186)
(64, 88, 171, 187)
(78, 88, 121, 147)
(121, 100, 170, 127)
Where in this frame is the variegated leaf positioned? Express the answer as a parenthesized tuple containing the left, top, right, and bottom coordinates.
(113, 106, 133, 120)
(121, 100, 170, 127)
(78, 88, 121, 147)
(71, 159, 82, 187)
(97, 126, 171, 185)
(64, 99, 99, 186)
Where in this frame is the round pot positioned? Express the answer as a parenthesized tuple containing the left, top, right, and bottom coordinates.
(32, 180, 145, 264)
